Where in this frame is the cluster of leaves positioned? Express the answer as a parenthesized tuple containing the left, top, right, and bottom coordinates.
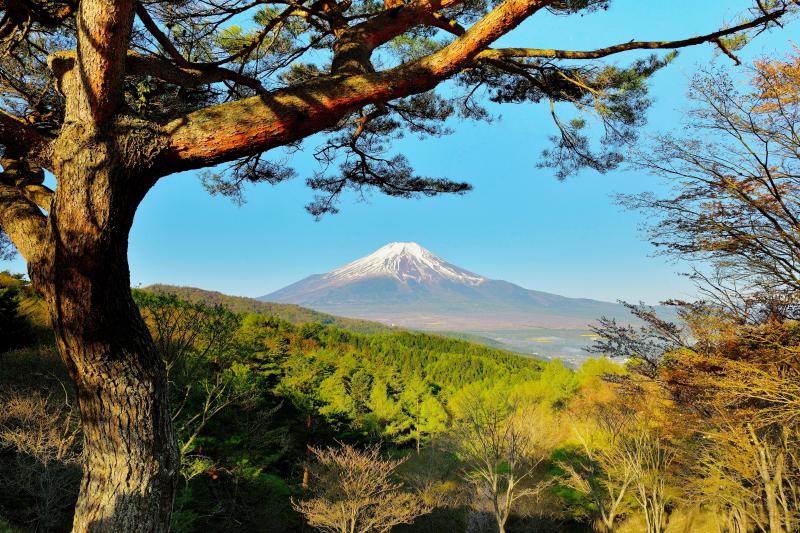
(292, 443, 432, 533)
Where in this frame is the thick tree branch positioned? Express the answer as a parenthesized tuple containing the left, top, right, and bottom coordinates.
(331, 0, 466, 74)
(0, 156, 53, 212)
(428, 12, 466, 36)
(0, 180, 47, 262)
(415, 0, 553, 78)
(477, 7, 789, 61)
(161, 0, 554, 171)
(0, 109, 51, 169)
(73, 0, 137, 124)
(20, 183, 54, 212)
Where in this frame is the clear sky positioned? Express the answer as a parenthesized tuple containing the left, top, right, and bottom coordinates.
(2, 1, 797, 303)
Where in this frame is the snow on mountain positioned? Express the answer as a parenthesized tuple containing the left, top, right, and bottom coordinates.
(260, 242, 639, 331)
(324, 242, 485, 286)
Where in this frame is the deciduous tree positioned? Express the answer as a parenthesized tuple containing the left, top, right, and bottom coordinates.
(453, 395, 552, 533)
(624, 50, 800, 317)
(291, 443, 431, 533)
(621, 430, 675, 533)
(561, 385, 637, 532)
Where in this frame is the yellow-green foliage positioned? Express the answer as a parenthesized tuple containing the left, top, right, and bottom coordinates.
(510, 359, 579, 408)
(0, 272, 51, 343)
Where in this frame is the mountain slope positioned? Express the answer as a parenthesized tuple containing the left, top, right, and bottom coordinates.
(141, 284, 395, 334)
(141, 284, 529, 352)
(261, 242, 637, 330)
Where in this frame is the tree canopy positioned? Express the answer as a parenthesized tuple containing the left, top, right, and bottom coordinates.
(0, 0, 795, 232)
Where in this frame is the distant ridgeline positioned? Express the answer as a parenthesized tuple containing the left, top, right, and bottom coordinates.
(3, 279, 542, 394)
(143, 283, 396, 334)
(144, 283, 520, 352)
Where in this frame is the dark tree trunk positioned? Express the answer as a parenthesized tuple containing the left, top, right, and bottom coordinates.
(302, 412, 313, 491)
(54, 279, 179, 532)
(29, 127, 179, 532)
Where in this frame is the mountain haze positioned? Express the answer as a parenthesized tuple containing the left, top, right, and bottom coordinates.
(262, 242, 633, 330)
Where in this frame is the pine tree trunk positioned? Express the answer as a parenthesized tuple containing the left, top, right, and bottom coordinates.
(30, 128, 180, 532)
(55, 287, 179, 532)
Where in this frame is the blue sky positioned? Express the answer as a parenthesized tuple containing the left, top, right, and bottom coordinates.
(3, 1, 797, 303)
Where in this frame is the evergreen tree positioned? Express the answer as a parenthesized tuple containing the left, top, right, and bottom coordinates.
(417, 396, 449, 447)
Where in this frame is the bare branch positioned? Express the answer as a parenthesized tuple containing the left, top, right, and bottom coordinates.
(478, 7, 790, 62)
(126, 52, 265, 93)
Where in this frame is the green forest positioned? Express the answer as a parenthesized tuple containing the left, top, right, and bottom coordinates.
(0, 267, 674, 532)
(2, 274, 575, 531)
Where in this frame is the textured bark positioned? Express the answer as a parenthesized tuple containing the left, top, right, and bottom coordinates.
(27, 125, 179, 533)
(0, 181, 47, 261)
(26, 2, 180, 526)
(72, 0, 135, 124)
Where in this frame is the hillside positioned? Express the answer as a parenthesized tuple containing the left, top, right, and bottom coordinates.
(2, 281, 551, 532)
(142, 283, 528, 354)
(142, 284, 396, 334)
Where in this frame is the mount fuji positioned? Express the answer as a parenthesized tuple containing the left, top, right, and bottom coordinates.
(260, 242, 634, 331)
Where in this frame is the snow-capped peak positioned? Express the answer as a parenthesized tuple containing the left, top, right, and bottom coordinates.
(324, 242, 486, 285)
